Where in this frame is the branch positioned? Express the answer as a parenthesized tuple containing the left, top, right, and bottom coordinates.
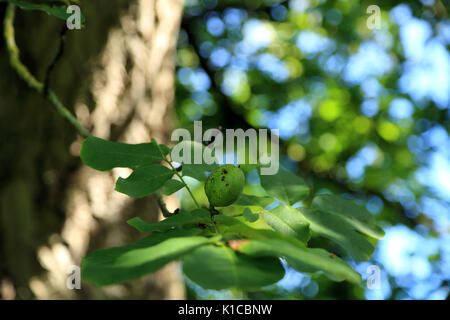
(3, 4, 90, 138)
(154, 191, 175, 218)
(43, 24, 68, 97)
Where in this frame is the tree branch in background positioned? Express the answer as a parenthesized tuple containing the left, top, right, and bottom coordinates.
(3, 4, 90, 138)
(181, 18, 417, 227)
(154, 191, 173, 218)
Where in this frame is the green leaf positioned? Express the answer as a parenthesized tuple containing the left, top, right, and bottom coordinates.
(264, 205, 310, 243)
(115, 164, 174, 198)
(243, 208, 259, 223)
(214, 217, 360, 283)
(3, 0, 85, 22)
(311, 195, 385, 239)
(182, 163, 218, 181)
(127, 209, 211, 233)
(82, 228, 220, 286)
(80, 136, 164, 171)
(235, 194, 274, 208)
(236, 239, 361, 284)
(171, 140, 218, 181)
(158, 144, 171, 156)
(297, 207, 374, 261)
(162, 179, 185, 195)
(214, 215, 305, 248)
(182, 245, 285, 290)
(150, 138, 170, 156)
(259, 168, 309, 205)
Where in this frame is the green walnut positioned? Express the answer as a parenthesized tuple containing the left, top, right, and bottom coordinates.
(205, 164, 245, 207)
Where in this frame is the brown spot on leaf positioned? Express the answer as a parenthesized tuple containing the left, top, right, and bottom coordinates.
(228, 240, 249, 250)
(330, 252, 336, 258)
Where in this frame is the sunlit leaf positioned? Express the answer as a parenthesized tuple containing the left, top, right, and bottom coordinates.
(265, 205, 310, 243)
(236, 239, 361, 284)
(82, 228, 220, 286)
(214, 215, 305, 248)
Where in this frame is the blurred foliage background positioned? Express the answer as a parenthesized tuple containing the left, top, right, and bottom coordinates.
(174, 0, 450, 300)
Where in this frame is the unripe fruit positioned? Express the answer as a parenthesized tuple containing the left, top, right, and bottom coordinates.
(205, 164, 245, 207)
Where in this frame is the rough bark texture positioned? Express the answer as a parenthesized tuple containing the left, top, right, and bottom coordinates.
(0, 0, 185, 299)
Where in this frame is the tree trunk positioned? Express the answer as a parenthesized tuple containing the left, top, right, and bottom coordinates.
(0, 0, 185, 299)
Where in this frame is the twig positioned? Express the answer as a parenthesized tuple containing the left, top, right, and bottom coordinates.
(155, 191, 174, 218)
(154, 141, 201, 209)
(43, 24, 68, 97)
(3, 4, 90, 138)
(166, 160, 201, 209)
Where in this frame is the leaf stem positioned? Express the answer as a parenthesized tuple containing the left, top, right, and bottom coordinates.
(154, 141, 201, 209)
(170, 162, 201, 208)
(3, 4, 90, 138)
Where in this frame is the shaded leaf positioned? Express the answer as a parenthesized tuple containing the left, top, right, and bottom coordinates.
(162, 179, 185, 195)
(182, 244, 285, 289)
(158, 144, 171, 156)
(3, 0, 85, 22)
(182, 163, 218, 181)
(259, 168, 309, 205)
(127, 209, 211, 233)
(235, 194, 274, 208)
(297, 207, 374, 261)
(311, 194, 385, 239)
(243, 208, 259, 223)
(80, 136, 164, 171)
(115, 164, 173, 198)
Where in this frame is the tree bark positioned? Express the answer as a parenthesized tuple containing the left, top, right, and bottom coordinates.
(0, 0, 184, 299)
